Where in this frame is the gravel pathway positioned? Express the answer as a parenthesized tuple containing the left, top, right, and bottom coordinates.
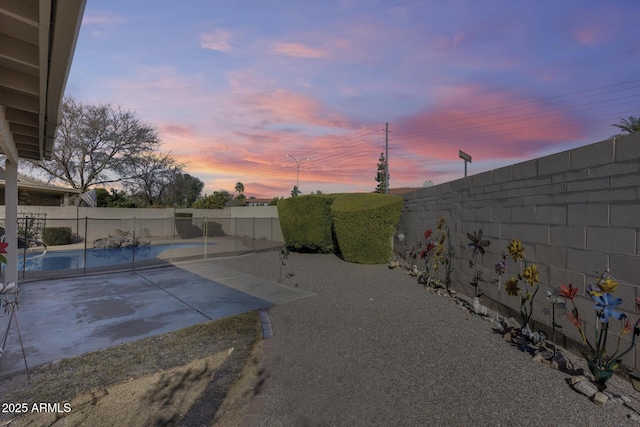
(213, 251, 640, 426)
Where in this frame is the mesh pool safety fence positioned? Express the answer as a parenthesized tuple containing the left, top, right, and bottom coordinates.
(5, 215, 284, 281)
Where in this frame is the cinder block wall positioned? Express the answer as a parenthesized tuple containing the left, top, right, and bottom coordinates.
(397, 133, 640, 369)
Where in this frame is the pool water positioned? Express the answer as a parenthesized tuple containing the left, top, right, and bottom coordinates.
(18, 243, 207, 271)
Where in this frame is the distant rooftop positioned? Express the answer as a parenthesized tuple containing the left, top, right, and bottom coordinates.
(0, 167, 80, 194)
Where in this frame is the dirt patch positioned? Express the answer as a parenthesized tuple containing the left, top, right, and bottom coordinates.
(0, 311, 264, 426)
(208, 340, 263, 427)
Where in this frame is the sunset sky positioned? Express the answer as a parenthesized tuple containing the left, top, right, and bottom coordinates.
(65, 0, 640, 198)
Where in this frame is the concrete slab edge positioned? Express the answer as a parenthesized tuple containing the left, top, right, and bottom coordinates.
(241, 309, 273, 427)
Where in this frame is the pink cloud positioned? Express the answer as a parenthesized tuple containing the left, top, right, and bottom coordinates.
(394, 84, 585, 163)
(156, 121, 386, 197)
(108, 66, 194, 100)
(233, 87, 353, 130)
(103, 66, 580, 197)
(82, 12, 122, 26)
(200, 29, 233, 51)
(91, 66, 590, 198)
(570, 14, 616, 46)
(431, 33, 465, 50)
(271, 42, 328, 58)
(159, 124, 193, 138)
(573, 28, 600, 46)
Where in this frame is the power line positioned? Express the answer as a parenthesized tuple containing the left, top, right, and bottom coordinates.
(204, 80, 640, 190)
(393, 84, 640, 141)
(389, 106, 640, 150)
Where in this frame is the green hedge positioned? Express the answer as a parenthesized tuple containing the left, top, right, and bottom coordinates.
(42, 227, 73, 246)
(330, 193, 402, 264)
(277, 194, 340, 253)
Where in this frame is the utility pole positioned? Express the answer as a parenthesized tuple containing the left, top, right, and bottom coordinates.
(286, 154, 309, 195)
(385, 122, 389, 195)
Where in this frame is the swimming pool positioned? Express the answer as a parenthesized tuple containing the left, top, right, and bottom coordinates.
(17, 243, 209, 271)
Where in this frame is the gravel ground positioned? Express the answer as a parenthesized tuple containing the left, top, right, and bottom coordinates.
(213, 251, 640, 427)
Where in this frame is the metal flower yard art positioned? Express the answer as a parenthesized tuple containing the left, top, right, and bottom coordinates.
(467, 229, 490, 256)
(409, 218, 454, 291)
(493, 252, 508, 320)
(504, 239, 541, 338)
(404, 218, 640, 398)
(467, 229, 490, 297)
(563, 272, 640, 387)
(412, 228, 437, 286)
(0, 241, 7, 265)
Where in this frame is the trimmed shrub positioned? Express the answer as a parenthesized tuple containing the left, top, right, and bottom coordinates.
(277, 194, 340, 253)
(42, 227, 73, 246)
(331, 193, 402, 264)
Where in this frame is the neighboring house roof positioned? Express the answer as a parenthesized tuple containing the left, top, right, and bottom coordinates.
(0, 167, 80, 195)
(0, 1, 86, 162)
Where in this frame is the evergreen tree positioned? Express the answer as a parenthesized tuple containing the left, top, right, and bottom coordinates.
(375, 152, 388, 193)
(269, 197, 283, 206)
(192, 191, 232, 209)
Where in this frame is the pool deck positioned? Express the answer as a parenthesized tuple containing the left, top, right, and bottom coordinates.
(0, 259, 313, 377)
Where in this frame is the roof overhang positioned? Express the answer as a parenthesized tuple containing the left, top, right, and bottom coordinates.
(0, 0, 86, 163)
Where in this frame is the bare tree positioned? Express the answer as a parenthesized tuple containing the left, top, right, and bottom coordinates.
(22, 97, 160, 193)
(121, 151, 183, 206)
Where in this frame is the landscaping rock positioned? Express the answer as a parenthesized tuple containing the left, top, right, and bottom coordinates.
(593, 391, 608, 406)
(120, 236, 135, 248)
(604, 391, 628, 405)
(93, 236, 121, 249)
(472, 297, 488, 316)
(512, 335, 528, 346)
(538, 350, 554, 361)
(570, 375, 588, 385)
(573, 380, 597, 397)
(532, 352, 546, 363)
(505, 317, 520, 330)
(551, 354, 569, 370)
(93, 229, 147, 249)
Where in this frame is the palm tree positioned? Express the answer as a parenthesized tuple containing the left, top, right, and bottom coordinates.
(612, 116, 640, 134)
(234, 182, 246, 206)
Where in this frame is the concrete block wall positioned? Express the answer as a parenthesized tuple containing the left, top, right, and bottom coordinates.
(397, 133, 640, 369)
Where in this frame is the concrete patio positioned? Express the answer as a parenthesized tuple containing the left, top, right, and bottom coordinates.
(0, 259, 313, 377)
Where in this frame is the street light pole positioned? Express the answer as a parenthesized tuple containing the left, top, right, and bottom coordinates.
(458, 150, 472, 178)
(286, 154, 309, 195)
